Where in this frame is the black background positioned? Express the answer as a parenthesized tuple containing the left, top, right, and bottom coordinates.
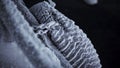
(24, 0, 120, 68)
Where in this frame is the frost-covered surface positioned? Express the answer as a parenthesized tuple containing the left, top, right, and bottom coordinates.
(0, 0, 62, 68)
(12, 0, 39, 27)
(0, 0, 101, 68)
(0, 41, 35, 68)
(0, 20, 34, 68)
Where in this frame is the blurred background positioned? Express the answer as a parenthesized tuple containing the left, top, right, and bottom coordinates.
(24, 0, 120, 68)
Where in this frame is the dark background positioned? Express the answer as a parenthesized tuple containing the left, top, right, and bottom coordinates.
(24, 0, 120, 68)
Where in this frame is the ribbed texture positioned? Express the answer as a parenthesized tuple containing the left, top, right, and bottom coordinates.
(0, 0, 62, 68)
(51, 6, 101, 68)
(30, 1, 101, 68)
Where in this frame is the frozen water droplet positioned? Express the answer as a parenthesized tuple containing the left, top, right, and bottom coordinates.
(84, 0, 98, 5)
